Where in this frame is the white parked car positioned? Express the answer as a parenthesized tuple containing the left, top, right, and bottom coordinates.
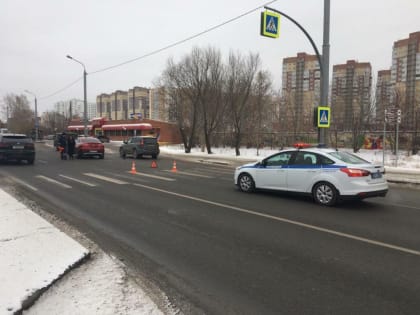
(234, 146, 388, 206)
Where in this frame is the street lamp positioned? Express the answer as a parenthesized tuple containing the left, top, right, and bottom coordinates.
(24, 90, 38, 142)
(66, 55, 88, 136)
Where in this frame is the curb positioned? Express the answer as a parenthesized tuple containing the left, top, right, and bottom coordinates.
(18, 252, 91, 314)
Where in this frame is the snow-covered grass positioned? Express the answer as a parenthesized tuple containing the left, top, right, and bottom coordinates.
(159, 144, 420, 169)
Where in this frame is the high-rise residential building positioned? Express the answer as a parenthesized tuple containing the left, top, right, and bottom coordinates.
(391, 31, 420, 129)
(331, 60, 372, 131)
(375, 70, 392, 122)
(54, 99, 96, 120)
(281, 52, 321, 132)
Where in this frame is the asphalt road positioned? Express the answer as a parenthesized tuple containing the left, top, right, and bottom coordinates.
(1, 142, 420, 315)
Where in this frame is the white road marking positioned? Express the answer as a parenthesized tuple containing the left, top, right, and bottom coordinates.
(128, 171, 176, 181)
(83, 173, 128, 185)
(59, 175, 97, 187)
(162, 170, 213, 178)
(9, 176, 38, 191)
(36, 175, 72, 188)
(133, 183, 420, 257)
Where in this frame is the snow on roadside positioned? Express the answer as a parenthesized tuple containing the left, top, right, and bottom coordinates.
(159, 144, 420, 169)
(24, 250, 165, 315)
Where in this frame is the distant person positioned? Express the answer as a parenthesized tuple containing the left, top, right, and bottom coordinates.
(68, 135, 76, 159)
(58, 133, 67, 160)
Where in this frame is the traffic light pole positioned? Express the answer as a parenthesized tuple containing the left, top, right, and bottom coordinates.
(265, 0, 330, 146)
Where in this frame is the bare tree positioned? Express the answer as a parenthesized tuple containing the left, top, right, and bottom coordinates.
(347, 74, 375, 152)
(2, 94, 33, 134)
(250, 70, 272, 155)
(199, 47, 225, 154)
(161, 47, 227, 154)
(225, 52, 261, 156)
(161, 54, 201, 153)
(280, 91, 299, 143)
(41, 110, 67, 134)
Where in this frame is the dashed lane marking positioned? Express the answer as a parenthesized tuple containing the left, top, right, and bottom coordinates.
(59, 174, 97, 187)
(162, 170, 213, 178)
(36, 175, 72, 189)
(83, 173, 128, 185)
(127, 171, 176, 181)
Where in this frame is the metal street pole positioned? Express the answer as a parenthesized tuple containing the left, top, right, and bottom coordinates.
(66, 55, 88, 136)
(83, 68, 87, 136)
(264, 1, 330, 146)
(383, 109, 387, 166)
(319, 0, 330, 146)
(24, 90, 38, 142)
(396, 109, 401, 167)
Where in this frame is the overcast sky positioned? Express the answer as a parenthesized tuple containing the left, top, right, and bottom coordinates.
(1, 0, 420, 115)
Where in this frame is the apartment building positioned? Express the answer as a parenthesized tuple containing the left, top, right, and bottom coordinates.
(150, 88, 171, 121)
(390, 31, 420, 129)
(281, 52, 321, 132)
(96, 87, 151, 121)
(54, 99, 96, 120)
(331, 60, 372, 131)
(375, 70, 392, 122)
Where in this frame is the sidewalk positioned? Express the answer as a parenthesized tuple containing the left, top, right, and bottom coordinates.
(0, 188, 88, 314)
(0, 188, 165, 315)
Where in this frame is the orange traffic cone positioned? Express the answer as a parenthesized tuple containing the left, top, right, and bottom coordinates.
(130, 161, 137, 174)
(171, 160, 177, 173)
(151, 160, 158, 168)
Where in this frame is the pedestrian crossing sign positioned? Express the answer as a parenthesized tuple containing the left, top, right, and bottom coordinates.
(317, 106, 330, 128)
(260, 11, 280, 38)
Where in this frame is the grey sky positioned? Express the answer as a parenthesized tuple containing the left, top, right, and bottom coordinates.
(1, 0, 419, 115)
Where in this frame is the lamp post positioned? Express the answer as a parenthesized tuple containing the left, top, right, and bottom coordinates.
(24, 90, 38, 142)
(66, 55, 88, 136)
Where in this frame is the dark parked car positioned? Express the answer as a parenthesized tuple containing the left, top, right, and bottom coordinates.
(75, 137, 104, 159)
(119, 136, 159, 159)
(0, 134, 35, 164)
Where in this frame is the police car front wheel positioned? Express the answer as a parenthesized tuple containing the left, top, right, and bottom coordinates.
(238, 173, 255, 193)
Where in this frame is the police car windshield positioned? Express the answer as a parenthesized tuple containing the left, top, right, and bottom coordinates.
(328, 151, 369, 164)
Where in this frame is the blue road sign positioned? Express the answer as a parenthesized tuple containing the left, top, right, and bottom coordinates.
(260, 11, 280, 38)
(317, 107, 330, 128)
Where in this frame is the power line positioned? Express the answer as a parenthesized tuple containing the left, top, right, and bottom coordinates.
(39, 76, 83, 100)
(90, 0, 278, 75)
(39, 0, 278, 100)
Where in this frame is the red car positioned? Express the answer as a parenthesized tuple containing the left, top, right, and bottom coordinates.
(75, 137, 104, 159)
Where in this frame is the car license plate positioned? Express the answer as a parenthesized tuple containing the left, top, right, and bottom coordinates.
(13, 145, 24, 149)
(90, 150, 97, 153)
(371, 172, 382, 179)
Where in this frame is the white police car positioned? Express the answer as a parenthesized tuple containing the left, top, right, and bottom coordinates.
(234, 146, 388, 206)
